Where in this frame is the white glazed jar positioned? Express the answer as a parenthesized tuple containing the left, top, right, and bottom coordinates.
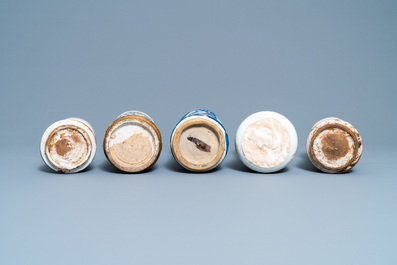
(306, 117, 363, 173)
(235, 111, 298, 173)
(103, 110, 162, 173)
(170, 109, 229, 172)
(40, 118, 97, 173)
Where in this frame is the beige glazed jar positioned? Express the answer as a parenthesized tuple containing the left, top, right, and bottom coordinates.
(306, 117, 363, 173)
(103, 111, 162, 173)
(40, 118, 97, 173)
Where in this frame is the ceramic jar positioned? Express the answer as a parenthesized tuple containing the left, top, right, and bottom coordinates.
(170, 109, 229, 172)
(40, 118, 97, 173)
(306, 117, 363, 173)
(103, 111, 162, 173)
(235, 111, 298, 173)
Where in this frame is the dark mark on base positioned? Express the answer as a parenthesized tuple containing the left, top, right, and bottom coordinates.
(187, 136, 211, 152)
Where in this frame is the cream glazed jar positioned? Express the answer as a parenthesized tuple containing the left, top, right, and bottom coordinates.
(170, 109, 229, 172)
(306, 117, 363, 173)
(235, 111, 298, 173)
(103, 111, 162, 173)
(40, 118, 97, 173)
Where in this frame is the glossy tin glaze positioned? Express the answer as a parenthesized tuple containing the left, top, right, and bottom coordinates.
(235, 111, 298, 173)
(306, 117, 363, 173)
(103, 110, 162, 173)
(170, 109, 229, 172)
(40, 118, 97, 173)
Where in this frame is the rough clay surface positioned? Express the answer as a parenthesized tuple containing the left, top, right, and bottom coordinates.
(179, 126, 219, 165)
(48, 128, 89, 169)
(109, 124, 154, 166)
(242, 117, 291, 168)
(312, 128, 355, 169)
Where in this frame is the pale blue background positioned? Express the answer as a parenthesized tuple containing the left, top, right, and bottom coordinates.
(1, 1, 396, 264)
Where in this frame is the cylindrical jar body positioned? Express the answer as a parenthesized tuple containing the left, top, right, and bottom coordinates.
(235, 111, 298, 173)
(103, 110, 162, 173)
(170, 109, 229, 172)
(306, 117, 363, 173)
(40, 118, 97, 173)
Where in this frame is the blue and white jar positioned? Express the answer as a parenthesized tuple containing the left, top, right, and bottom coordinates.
(40, 118, 97, 173)
(170, 109, 229, 172)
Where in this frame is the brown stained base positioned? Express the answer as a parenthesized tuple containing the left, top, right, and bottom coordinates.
(103, 115, 162, 173)
(308, 123, 361, 173)
(45, 125, 92, 172)
(320, 129, 350, 161)
(171, 117, 226, 171)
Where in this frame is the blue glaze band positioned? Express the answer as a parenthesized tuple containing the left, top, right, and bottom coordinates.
(117, 110, 154, 122)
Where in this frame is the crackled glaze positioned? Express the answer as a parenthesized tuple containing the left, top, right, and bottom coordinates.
(235, 111, 297, 173)
(242, 117, 291, 168)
